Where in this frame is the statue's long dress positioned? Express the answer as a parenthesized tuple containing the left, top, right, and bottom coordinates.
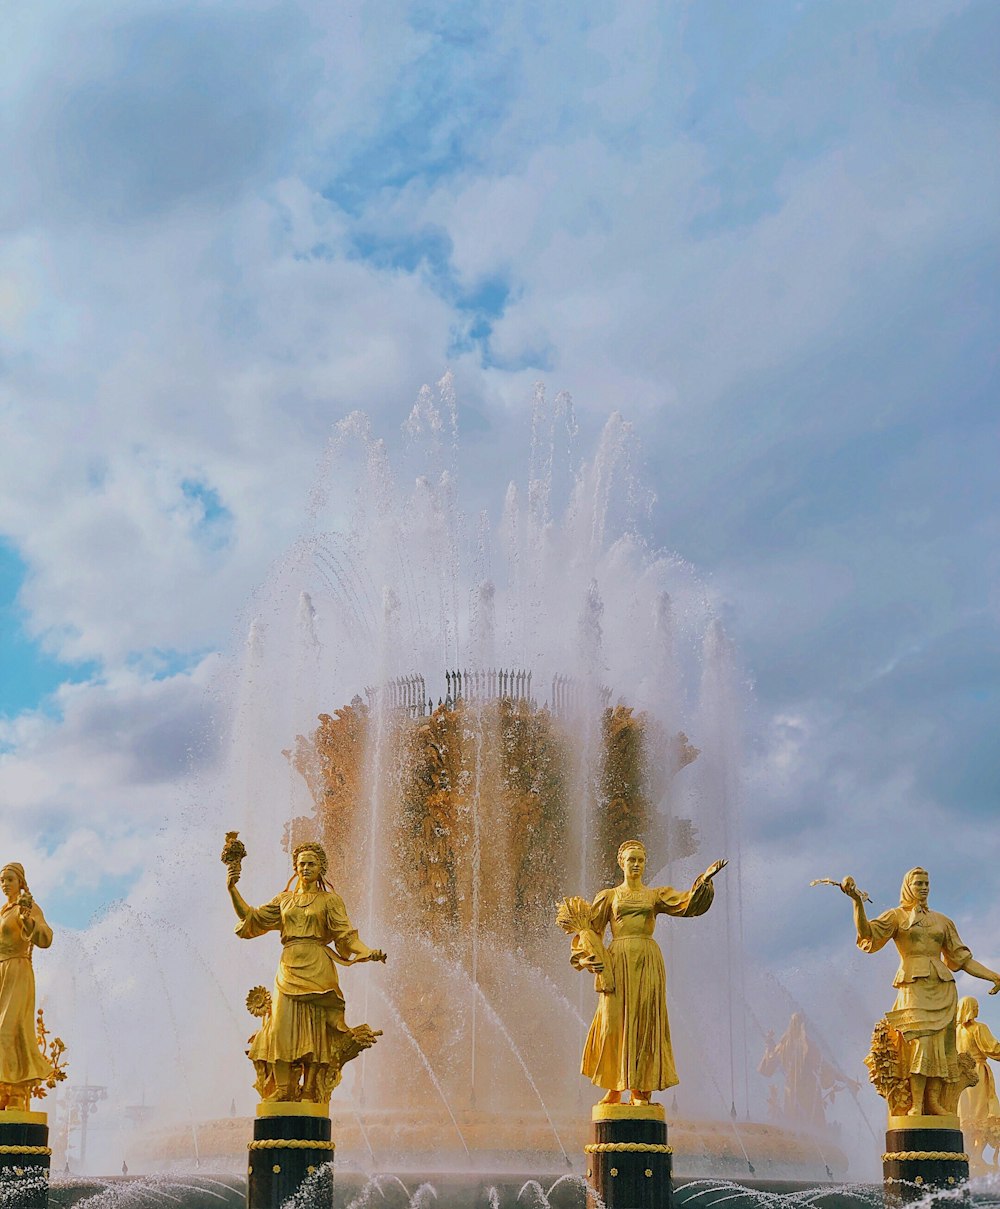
(578, 880, 714, 1093)
(860, 906, 972, 1080)
(236, 890, 363, 1074)
(757, 1016, 841, 1127)
(0, 902, 53, 1088)
(958, 1020, 1000, 1122)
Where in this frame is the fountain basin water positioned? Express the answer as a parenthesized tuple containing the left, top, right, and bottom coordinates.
(132, 1109, 847, 1184)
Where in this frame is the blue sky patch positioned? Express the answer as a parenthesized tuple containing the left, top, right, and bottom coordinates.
(0, 542, 98, 720)
(180, 478, 234, 551)
(46, 871, 138, 931)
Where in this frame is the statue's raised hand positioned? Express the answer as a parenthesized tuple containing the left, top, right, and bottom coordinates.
(840, 876, 863, 902)
(704, 858, 728, 880)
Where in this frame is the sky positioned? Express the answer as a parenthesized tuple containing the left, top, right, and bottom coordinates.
(1, 0, 999, 1131)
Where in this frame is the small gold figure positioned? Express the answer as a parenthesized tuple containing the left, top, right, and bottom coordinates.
(227, 838, 386, 1105)
(758, 1012, 859, 1128)
(841, 867, 1000, 1116)
(957, 997, 1000, 1169)
(0, 863, 63, 1110)
(557, 840, 726, 1106)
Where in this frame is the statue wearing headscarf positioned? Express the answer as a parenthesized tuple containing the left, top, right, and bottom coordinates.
(842, 867, 1000, 1116)
(957, 996, 1000, 1167)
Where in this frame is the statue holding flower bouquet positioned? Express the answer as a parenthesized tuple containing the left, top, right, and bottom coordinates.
(224, 835, 386, 1105)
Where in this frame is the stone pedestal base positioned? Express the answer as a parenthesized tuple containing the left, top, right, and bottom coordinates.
(0, 1110, 50, 1209)
(247, 1105, 334, 1209)
(585, 1103, 672, 1209)
(883, 1115, 969, 1208)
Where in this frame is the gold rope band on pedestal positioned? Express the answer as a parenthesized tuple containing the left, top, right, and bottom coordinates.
(248, 1139, 335, 1151)
(0, 1146, 51, 1156)
(882, 1151, 969, 1162)
(584, 1142, 672, 1154)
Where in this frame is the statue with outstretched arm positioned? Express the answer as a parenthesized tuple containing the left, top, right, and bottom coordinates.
(558, 840, 726, 1106)
(225, 836, 386, 1105)
(840, 867, 1000, 1116)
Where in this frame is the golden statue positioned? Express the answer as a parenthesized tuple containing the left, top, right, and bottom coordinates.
(557, 840, 726, 1105)
(758, 1012, 859, 1128)
(0, 863, 67, 1110)
(841, 866, 1000, 1117)
(225, 836, 386, 1105)
(957, 996, 1000, 1169)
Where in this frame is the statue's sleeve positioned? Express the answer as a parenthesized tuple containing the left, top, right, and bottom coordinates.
(655, 878, 714, 918)
(235, 894, 283, 939)
(29, 906, 53, 950)
(590, 889, 614, 933)
(975, 1023, 1000, 1060)
(940, 916, 973, 972)
(857, 908, 898, 953)
(325, 893, 363, 960)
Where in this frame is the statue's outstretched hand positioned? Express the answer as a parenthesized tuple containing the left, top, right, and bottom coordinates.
(366, 949, 387, 964)
(226, 868, 240, 889)
(840, 876, 863, 902)
(990, 977, 1000, 996)
(704, 858, 728, 880)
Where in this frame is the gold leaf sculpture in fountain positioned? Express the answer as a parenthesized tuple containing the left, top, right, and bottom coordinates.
(0, 862, 67, 1110)
(838, 867, 1000, 1117)
(225, 837, 386, 1105)
(557, 840, 726, 1105)
(957, 996, 1000, 1170)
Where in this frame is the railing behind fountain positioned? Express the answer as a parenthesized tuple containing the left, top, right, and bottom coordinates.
(364, 674, 432, 717)
(445, 667, 533, 706)
(362, 670, 613, 717)
(550, 673, 611, 715)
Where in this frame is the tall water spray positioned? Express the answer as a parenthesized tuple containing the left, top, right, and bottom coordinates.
(46, 377, 759, 1174)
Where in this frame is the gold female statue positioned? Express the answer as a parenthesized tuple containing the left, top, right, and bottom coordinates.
(957, 996, 1000, 1167)
(842, 866, 1000, 1116)
(559, 840, 726, 1105)
(227, 840, 386, 1104)
(0, 863, 54, 1110)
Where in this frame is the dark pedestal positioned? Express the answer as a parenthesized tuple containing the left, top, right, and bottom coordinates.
(247, 1112, 334, 1209)
(0, 1111, 50, 1209)
(585, 1105, 672, 1209)
(882, 1121, 969, 1208)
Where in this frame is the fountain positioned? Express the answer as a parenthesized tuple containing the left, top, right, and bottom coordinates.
(93, 377, 848, 1192)
(21, 378, 901, 1209)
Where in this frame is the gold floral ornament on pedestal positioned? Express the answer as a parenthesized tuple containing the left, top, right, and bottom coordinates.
(225, 837, 386, 1106)
(0, 863, 68, 1111)
(33, 1011, 68, 1099)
